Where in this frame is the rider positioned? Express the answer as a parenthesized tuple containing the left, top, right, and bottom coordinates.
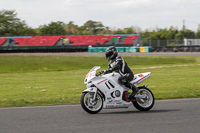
(102, 46, 138, 99)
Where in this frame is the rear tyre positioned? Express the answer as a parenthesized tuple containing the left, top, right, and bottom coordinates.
(81, 92, 103, 114)
(133, 87, 154, 111)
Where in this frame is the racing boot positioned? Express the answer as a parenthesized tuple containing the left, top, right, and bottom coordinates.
(128, 85, 138, 100)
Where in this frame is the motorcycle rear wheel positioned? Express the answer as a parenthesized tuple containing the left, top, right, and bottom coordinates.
(81, 92, 103, 114)
(132, 87, 154, 111)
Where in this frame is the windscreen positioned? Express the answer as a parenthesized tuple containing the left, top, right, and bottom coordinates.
(84, 66, 101, 84)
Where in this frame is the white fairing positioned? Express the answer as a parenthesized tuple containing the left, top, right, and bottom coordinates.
(131, 72, 151, 86)
(83, 66, 151, 109)
(84, 66, 100, 85)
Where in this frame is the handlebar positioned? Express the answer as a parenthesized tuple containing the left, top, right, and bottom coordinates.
(96, 70, 110, 76)
(96, 70, 106, 76)
(96, 71, 104, 76)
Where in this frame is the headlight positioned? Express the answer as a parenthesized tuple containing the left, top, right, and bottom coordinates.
(85, 80, 92, 85)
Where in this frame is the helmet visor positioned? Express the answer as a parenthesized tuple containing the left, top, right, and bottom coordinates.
(106, 51, 113, 61)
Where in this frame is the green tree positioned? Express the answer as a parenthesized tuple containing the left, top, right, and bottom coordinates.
(39, 21, 66, 35)
(80, 20, 104, 34)
(159, 28, 173, 39)
(65, 21, 80, 35)
(175, 31, 183, 39)
(113, 28, 125, 34)
(184, 29, 195, 39)
(141, 29, 151, 40)
(99, 26, 112, 34)
(195, 24, 200, 38)
(124, 27, 134, 34)
(0, 9, 35, 36)
(169, 26, 179, 39)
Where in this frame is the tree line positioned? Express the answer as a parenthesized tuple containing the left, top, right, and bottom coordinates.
(1, 10, 200, 41)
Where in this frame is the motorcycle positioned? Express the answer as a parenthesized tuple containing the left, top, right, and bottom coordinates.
(81, 66, 154, 114)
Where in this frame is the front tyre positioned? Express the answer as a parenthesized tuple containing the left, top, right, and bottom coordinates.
(133, 87, 154, 111)
(81, 92, 103, 114)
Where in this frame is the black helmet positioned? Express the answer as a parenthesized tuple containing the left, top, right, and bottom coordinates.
(105, 46, 118, 61)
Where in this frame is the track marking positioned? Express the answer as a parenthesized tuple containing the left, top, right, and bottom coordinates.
(133, 64, 200, 70)
(0, 104, 80, 110)
(1, 98, 200, 110)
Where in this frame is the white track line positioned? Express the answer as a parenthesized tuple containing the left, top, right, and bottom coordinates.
(0, 104, 80, 110)
(0, 98, 200, 110)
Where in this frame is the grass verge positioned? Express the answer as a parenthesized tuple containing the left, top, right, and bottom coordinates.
(0, 55, 199, 107)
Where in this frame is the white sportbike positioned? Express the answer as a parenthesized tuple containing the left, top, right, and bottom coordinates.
(81, 66, 154, 114)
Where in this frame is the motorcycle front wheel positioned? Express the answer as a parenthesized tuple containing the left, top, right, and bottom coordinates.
(132, 87, 154, 111)
(81, 92, 103, 114)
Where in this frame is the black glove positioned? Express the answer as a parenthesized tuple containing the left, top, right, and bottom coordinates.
(97, 70, 109, 76)
(97, 71, 104, 76)
(103, 69, 109, 74)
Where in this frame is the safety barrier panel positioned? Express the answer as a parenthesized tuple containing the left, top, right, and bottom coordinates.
(88, 46, 152, 53)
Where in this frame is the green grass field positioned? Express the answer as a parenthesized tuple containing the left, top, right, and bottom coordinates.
(0, 55, 200, 107)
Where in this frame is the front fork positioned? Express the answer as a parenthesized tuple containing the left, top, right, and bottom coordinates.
(82, 87, 98, 101)
(92, 90, 97, 101)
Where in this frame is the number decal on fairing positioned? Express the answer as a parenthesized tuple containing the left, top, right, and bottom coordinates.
(138, 74, 144, 77)
(86, 70, 96, 78)
(137, 74, 150, 83)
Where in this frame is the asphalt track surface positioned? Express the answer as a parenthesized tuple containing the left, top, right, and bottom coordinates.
(0, 98, 200, 133)
(0, 52, 200, 56)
